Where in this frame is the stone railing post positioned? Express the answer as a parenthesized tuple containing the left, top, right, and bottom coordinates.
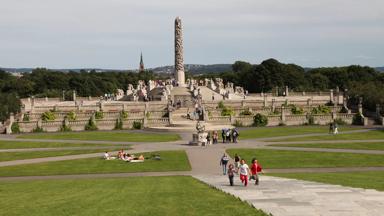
(330, 89, 334, 103)
(5, 113, 15, 134)
(263, 95, 268, 107)
(376, 104, 381, 118)
(271, 99, 276, 113)
(280, 105, 286, 124)
(332, 112, 337, 121)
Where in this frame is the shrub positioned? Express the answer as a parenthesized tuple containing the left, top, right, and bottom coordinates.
(95, 111, 104, 120)
(67, 111, 76, 121)
(326, 101, 335, 106)
(289, 104, 304, 115)
(221, 107, 234, 116)
(32, 126, 44, 133)
(239, 108, 253, 116)
(253, 113, 268, 127)
(132, 121, 142, 129)
(114, 118, 123, 130)
(121, 111, 128, 119)
(85, 118, 98, 130)
(269, 109, 280, 115)
(233, 120, 244, 127)
(146, 112, 151, 119)
(208, 111, 212, 117)
(218, 101, 225, 109)
(11, 122, 20, 133)
(307, 115, 315, 125)
(352, 113, 364, 125)
(41, 111, 56, 122)
(22, 114, 30, 122)
(339, 106, 348, 113)
(311, 105, 331, 114)
(334, 118, 347, 125)
(162, 112, 169, 118)
(278, 122, 286, 126)
(60, 125, 72, 132)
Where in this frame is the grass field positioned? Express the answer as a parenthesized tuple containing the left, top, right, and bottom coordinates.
(269, 172, 384, 191)
(226, 149, 384, 169)
(0, 176, 267, 216)
(0, 150, 191, 177)
(0, 140, 129, 149)
(17, 131, 181, 142)
(269, 129, 384, 142)
(239, 126, 361, 140)
(270, 142, 384, 150)
(0, 148, 127, 162)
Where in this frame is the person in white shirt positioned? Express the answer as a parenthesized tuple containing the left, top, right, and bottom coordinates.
(104, 152, 110, 160)
(238, 159, 251, 186)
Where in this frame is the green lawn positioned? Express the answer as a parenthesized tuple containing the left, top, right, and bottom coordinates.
(269, 172, 384, 191)
(0, 150, 191, 177)
(0, 176, 266, 216)
(0, 140, 129, 149)
(17, 131, 181, 142)
(269, 130, 384, 142)
(270, 142, 384, 150)
(0, 148, 127, 162)
(239, 126, 361, 140)
(226, 149, 384, 169)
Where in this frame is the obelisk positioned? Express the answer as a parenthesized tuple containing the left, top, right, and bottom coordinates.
(174, 17, 185, 87)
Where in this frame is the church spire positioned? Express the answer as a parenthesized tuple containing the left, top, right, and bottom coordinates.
(139, 52, 144, 72)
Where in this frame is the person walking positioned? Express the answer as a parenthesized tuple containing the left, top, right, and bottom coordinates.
(206, 132, 211, 145)
(329, 122, 333, 134)
(220, 153, 230, 175)
(234, 154, 241, 171)
(221, 129, 226, 143)
(249, 158, 263, 185)
(226, 129, 231, 143)
(227, 164, 236, 186)
(232, 128, 239, 143)
(213, 130, 218, 144)
(238, 159, 251, 186)
(333, 122, 339, 134)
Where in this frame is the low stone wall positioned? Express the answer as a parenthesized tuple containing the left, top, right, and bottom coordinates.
(207, 113, 356, 127)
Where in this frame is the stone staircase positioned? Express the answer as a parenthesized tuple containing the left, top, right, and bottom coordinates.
(148, 107, 233, 132)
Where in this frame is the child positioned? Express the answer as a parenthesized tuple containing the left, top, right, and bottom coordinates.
(249, 159, 264, 185)
(238, 159, 251, 186)
(227, 164, 235, 186)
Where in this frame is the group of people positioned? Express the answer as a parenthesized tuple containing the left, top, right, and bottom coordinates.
(103, 149, 145, 162)
(329, 122, 339, 134)
(221, 128, 240, 143)
(220, 153, 263, 187)
(204, 128, 240, 145)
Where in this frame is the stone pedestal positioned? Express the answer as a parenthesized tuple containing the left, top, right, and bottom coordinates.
(189, 132, 209, 146)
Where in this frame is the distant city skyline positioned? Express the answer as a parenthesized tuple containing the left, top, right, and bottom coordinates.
(0, 0, 383, 69)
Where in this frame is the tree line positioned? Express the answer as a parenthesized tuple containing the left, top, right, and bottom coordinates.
(0, 59, 383, 121)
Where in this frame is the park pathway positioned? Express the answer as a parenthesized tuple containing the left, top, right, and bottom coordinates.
(194, 174, 384, 216)
(1, 129, 384, 216)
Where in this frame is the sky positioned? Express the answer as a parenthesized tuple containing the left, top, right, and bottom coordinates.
(0, 0, 383, 69)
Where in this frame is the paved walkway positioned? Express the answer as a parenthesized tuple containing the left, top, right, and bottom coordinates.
(1, 129, 384, 216)
(194, 174, 384, 216)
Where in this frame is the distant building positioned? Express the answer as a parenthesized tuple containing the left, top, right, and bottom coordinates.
(139, 52, 145, 72)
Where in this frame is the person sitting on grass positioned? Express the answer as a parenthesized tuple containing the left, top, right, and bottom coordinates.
(103, 152, 116, 160)
(104, 151, 110, 160)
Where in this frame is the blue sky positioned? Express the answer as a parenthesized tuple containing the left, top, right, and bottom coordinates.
(1, 0, 383, 69)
